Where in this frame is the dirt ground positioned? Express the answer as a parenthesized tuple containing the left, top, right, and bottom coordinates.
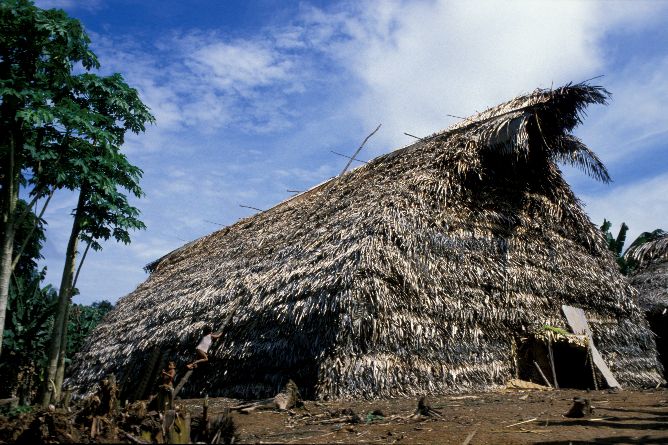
(1, 388, 666, 443)
(181, 388, 668, 444)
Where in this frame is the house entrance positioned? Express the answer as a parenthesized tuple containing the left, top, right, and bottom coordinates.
(647, 310, 668, 378)
(516, 334, 598, 389)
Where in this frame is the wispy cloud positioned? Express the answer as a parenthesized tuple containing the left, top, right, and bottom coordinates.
(581, 172, 668, 244)
(577, 55, 668, 164)
(90, 30, 314, 142)
(296, 0, 667, 152)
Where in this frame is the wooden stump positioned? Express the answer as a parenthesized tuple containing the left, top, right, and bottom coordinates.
(564, 397, 593, 418)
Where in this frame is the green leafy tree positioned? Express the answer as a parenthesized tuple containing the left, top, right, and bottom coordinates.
(600, 219, 630, 274)
(0, 199, 55, 404)
(600, 220, 668, 275)
(0, 0, 98, 356)
(42, 73, 153, 405)
(67, 300, 113, 357)
(1, 272, 58, 403)
(0, 0, 152, 401)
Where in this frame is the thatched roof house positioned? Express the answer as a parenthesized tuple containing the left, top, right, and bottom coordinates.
(625, 234, 668, 374)
(70, 84, 663, 400)
(626, 234, 668, 314)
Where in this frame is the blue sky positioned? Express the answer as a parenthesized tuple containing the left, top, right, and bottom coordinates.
(33, 0, 668, 305)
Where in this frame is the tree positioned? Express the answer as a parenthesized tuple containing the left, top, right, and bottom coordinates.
(67, 300, 114, 357)
(600, 220, 668, 275)
(600, 219, 630, 274)
(0, 0, 98, 356)
(1, 272, 58, 403)
(0, 199, 56, 404)
(42, 73, 153, 405)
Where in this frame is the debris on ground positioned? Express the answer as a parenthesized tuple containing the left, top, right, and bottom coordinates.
(563, 396, 593, 418)
(0, 374, 237, 444)
(410, 396, 442, 420)
(230, 379, 304, 413)
(1, 384, 666, 444)
(505, 379, 552, 390)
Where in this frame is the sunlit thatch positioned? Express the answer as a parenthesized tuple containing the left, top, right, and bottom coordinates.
(69, 83, 663, 400)
(625, 234, 668, 313)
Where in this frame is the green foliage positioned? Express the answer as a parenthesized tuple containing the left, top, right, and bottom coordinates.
(365, 411, 385, 423)
(0, 270, 58, 400)
(0, 0, 101, 355)
(3, 272, 58, 354)
(0, 0, 99, 173)
(1, 1, 151, 400)
(10, 199, 46, 279)
(600, 219, 631, 275)
(1, 198, 52, 357)
(0, 404, 33, 417)
(66, 300, 113, 357)
(600, 220, 667, 275)
(543, 325, 570, 336)
(1, 0, 153, 253)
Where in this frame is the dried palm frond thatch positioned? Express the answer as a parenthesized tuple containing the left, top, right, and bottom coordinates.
(625, 233, 668, 313)
(68, 83, 663, 400)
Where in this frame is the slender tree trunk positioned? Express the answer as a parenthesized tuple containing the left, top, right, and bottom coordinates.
(41, 189, 86, 406)
(0, 134, 19, 358)
(53, 302, 70, 400)
(54, 239, 91, 398)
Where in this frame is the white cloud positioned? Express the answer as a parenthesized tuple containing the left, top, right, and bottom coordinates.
(582, 173, 668, 246)
(89, 30, 313, 141)
(299, 0, 666, 152)
(577, 55, 668, 164)
(187, 41, 295, 92)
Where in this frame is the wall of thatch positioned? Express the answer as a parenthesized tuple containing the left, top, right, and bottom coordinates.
(68, 84, 663, 399)
(626, 235, 668, 376)
(626, 235, 668, 314)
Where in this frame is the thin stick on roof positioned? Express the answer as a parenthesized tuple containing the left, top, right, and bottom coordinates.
(330, 150, 368, 164)
(446, 113, 473, 122)
(239, 204, 264, 212)
(404, 132, 424, 141)
(339, 124, 381, 176)
(204, 220, 225, 226)
(287, 189, 302, 193)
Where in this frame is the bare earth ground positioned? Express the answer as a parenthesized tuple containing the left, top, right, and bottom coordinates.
(182, 388, 668, 444)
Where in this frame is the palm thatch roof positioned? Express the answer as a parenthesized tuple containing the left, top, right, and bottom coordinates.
(625, 234, 668, 314)
(69, 83, 663, 400)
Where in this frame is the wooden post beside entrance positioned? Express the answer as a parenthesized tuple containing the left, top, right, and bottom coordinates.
(547, 338, 559, 389)
(562, 305, 621, 390)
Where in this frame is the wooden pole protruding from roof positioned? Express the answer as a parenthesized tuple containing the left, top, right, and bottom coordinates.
(239, 204, 264, 212)
(403, 132, 424, 141)
(330, 150, 368, 164)
(339, 124, 381, 176)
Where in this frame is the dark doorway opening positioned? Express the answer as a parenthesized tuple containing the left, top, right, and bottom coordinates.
(516, 335, 598, 389)
(647, 311, 668, 378)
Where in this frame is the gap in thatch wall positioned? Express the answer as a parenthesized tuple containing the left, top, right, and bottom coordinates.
(516, 336, 598, 389)
(646, 312, 668, 377)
